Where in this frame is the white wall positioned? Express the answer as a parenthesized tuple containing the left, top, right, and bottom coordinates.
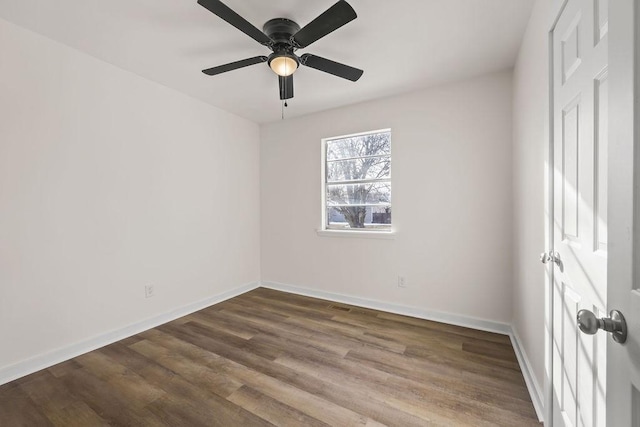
(512, 0, 551, 397)
(261, 71, 514, 324)
(0, 18, 261, 374)
(0, 5, 552, 402)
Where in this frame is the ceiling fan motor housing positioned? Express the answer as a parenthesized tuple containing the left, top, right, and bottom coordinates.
(262, 18, 301, 46)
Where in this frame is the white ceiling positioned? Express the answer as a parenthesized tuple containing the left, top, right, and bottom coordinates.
(0, 0, 534, 124)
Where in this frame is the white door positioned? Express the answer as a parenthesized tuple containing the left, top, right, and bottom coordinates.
(551, 0, 609, 425)
(551, 0, 640, 426)
(606, 0, 640, 425)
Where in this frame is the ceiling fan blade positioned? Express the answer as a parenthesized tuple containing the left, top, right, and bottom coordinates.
(291, 1, 357, 48)
(279, 75, 294, 100)
(197, 0, 273, 46)
(299, 53, 363, 82)
(202, 56, 268, 76)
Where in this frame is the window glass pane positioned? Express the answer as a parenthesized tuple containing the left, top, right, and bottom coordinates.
(324, 129, 391, 232)
(327, 156, 390, 182)
(326, 182, 391, 206)
(326, 132, 391, 161)
(327, 206, 392, 229)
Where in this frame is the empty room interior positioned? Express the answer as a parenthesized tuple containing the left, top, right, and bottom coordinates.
(2, 0, 639, 426)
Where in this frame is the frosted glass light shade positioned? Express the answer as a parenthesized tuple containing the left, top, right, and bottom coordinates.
(270, 56, 298, 77)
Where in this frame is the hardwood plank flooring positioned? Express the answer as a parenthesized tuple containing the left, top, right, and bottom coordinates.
(0, 288, 540, 426)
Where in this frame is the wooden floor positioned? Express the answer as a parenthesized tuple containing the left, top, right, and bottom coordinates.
(0, 288, 540, 426)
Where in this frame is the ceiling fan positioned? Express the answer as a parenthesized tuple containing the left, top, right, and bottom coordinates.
(197, 0, 363, 101)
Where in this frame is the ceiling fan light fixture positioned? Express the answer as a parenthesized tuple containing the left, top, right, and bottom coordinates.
(268, 53, 298, 77)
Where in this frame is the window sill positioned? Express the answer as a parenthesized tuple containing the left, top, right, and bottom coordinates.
(316, 229, 396, 240)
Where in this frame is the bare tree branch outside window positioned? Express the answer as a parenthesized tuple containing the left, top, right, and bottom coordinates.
(325, 130, 391, 230)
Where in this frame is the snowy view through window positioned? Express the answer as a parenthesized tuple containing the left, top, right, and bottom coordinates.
(325, 130, 391, 231)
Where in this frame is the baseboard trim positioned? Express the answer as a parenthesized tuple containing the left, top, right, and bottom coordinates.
(260, 281, 512, 335)
(0, 281, 260, 386)
(509, 328, 545, 422)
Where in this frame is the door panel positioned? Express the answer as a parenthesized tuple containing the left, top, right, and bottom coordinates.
(562, 97, 580, 241)
(594, 70, 608, 252)
(594, 0, 608, 42)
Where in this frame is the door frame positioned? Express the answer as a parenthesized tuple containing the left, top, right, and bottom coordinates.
(606, 0, 639, 425)
(545, 2, 568, 424)
(546, 0, 639, 425)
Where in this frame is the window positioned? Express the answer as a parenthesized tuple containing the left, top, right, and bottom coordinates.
(322, 129, 392, 231)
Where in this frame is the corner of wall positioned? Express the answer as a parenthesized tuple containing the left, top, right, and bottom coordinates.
(510, 326, 545, 422)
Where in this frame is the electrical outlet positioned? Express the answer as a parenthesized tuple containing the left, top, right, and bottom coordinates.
(145, 285, 155, 298)
(398, 276, 406, 288)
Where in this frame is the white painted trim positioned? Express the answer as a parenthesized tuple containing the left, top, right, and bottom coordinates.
(546, 2, 569, 424)
(510, 328, 545, 422)
(0, 281, 260, 386)
(261, 281, 511, 335)
(316, 229, 396, 239)
(324, 128, 393, 142)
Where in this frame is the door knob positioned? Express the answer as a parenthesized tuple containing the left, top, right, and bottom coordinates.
(540, 251, 560, 266)
(577, 309, 627, 344)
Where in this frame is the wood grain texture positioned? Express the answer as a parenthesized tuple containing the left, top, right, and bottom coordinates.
(0, 288, 540, 426)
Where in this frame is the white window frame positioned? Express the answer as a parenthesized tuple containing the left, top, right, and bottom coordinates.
(319, 128, 394, 238)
